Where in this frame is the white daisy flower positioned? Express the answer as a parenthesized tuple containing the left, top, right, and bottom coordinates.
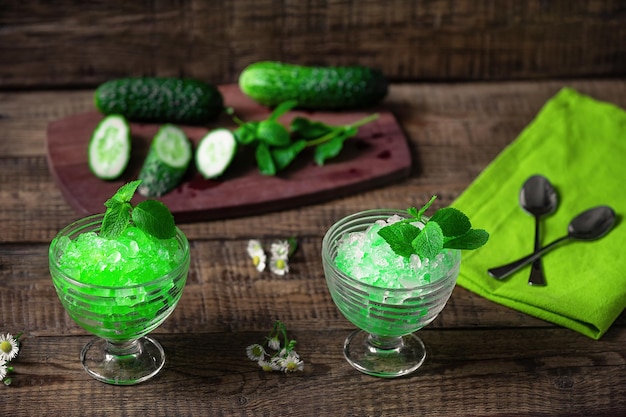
(258, 359, 281, 372)
(246, 240, 266, 272)
(246, 344, 266, 361)
(267, 336, 281, 351)
(270, 240, 290, 260)
(246, 320, 303, 373)
(247, 239, 264, 257)
(270, 257, 289, 275)
(252, 252, 266, 272)
(279, 351, 304, 373)
(0, 360, 7, 381)
(0, 333, 19, 362)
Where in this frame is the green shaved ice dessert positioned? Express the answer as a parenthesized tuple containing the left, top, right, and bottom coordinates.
(49, 180, 189, 341)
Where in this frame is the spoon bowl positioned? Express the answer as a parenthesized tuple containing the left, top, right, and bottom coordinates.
(520, 175, 558, 217)
(568, 206, 616, 240)
(488, 206, 616, 280)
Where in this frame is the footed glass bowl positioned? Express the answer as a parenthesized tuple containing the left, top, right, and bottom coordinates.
(49, 214, 190, 385)
(322, 209, 460, 378)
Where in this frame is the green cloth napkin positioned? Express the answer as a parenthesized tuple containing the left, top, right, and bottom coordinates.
(452, 87, 626, 340)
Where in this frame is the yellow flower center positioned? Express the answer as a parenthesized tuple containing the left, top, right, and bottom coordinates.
(0, 340, 12, 354)
(276, 259, 285, 269)
(252, 256, 260, 266)
(286, 361, 298, 371)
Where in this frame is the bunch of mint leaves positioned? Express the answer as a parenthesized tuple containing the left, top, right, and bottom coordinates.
(228, 100, 379, 175)
(378, 196, 489, 259)
(100, 180, 176, 240)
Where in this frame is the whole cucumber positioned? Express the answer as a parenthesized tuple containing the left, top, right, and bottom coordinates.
(95, 77, 224, 125)
(239, 61, 388, 110)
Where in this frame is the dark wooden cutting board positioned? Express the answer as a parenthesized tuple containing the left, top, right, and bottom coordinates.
(46, 84, 412, 222)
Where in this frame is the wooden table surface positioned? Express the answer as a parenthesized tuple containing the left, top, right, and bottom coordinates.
(1, 80, 625, 416)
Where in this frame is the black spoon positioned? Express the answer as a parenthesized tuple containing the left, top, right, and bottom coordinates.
(519, 175, 558, 286)
(488, 206, 616, 280)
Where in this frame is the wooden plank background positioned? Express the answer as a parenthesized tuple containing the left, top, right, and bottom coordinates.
(2, 80, 626, 416)
(1, 0, 625, 89)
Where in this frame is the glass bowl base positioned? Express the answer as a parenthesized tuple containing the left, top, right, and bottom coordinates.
(80, 336, 166, 385)
(343, 330, 426, 378)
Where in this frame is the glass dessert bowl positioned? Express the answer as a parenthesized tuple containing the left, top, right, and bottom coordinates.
(49, 213, 190, 385)
(322, 209, 461, 378)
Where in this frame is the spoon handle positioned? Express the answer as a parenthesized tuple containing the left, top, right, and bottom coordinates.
(528, 259, 546, 285)
(488, 236, 570, 280)
(528, 217, 547, 286)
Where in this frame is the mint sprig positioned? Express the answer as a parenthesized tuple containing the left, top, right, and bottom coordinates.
(100, 180, 176, 239)
(378, 196, 489, 259)
(229, 102, 379, 175)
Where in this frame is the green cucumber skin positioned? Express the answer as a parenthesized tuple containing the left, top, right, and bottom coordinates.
(239, 61, 388, 110)
(138, 126, 191, 197)
(138, 149, 188, 197)
(95, 77, 224, 125)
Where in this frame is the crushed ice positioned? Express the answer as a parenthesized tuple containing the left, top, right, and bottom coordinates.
(335, 215, 453, 289)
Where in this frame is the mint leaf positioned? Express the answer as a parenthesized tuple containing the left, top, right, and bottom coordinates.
(132, 199, 176, 239)
(430, 207, 471, 237)
(105, 180, 141, 207)
(256, 143, 276, 176)
(268, 100, 297, 121)
(314, 126, 357, 166)
(314, 135, 344, 166)
(234, 123, 259, 145)
(444, 229, 489, 250)
(101, 201, 132, 239)
(272, 140, 307, 171)
(378, 223, 421, 258)
(256, 120, 291, 147)
(291, 117, 334, 140)
(412, 221, 443, 259)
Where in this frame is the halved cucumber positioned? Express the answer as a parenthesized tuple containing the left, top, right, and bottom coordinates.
(195, 128, 237, 179)
(88, 114, 131, 180)
(138, 124, 192, 197)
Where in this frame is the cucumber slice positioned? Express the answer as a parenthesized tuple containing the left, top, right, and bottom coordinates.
(88, 115, 131, 180)
(138, 124, 192, 197)
(195, 128, 237, 179)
